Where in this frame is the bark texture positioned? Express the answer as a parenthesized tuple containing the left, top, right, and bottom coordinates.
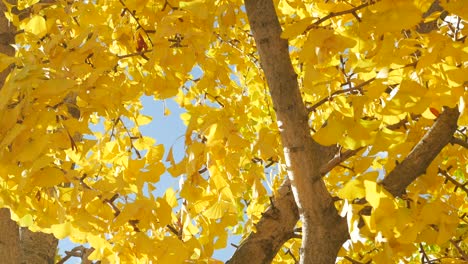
(20, 229, 58, 264)
(0, 209, 21, 264)
(227, 180, 299, 264)
(244, 1, 348, 263)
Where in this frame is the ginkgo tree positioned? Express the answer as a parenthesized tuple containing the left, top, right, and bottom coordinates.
(0, 0, 467, 263)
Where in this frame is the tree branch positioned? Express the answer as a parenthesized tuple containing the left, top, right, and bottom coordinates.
(244, 1, 349, 263)
(382, 107, 460, 196)
(305, 1, 373, 32)
(320, 148, 364, 176)
(227, 145, 359, 264)
(226, 179, 299, 264)
(439, 168, 468, 195)
(450, 137, 468, 149)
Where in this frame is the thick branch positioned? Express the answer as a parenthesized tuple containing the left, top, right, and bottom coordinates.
(244, 1, 348, 263)
(226, 180, 298, 264)
(450, 137, 468, 149)
(227, 147, 357, 264)
(382, 107, 459, 196)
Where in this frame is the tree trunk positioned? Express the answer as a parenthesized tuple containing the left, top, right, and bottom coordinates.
(231, 1, 457, 263)
(244, 1, 348, 263)
(20, 228, 58, 264)
(0, 209, 21, 264)
(0, 1, 58, 263)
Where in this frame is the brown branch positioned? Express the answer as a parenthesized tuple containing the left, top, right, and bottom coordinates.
(450, 137, 468, 149)
(227, 145, 358, 263)
(307, 61, 417, 113)
(386, 114, 421, 130)
(439, 168, 468, 195)
(118, 0, 153, 46)
(226, 179, 299, 264)
(320, 148, 364, 176)
(116, 50, 152, 60)
(284, 248, 298, 263)
(382, 107, 460, 196)
(450, 239, 468, 261)
(343, 256, 366, 264)
(117, 118, 142, 159)
(419, 243, 431, 263)
(307, 83, 369, 113)
(57, 245, 94, 264)
(305, 1, 373, 32)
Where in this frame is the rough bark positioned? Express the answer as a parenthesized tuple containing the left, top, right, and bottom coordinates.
(20, 229, 58, 264)
(0, 1, 58, 263)
(0, 209, 21, 264)
(244, 1, 348, 263)
(227, 180, 299, 264)
(382, 107, 460, 196)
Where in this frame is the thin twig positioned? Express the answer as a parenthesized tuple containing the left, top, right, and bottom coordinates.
(304, 1, 375, 33)
(438, 168, 468, 194)
(419, 243, 431, 263)
(343, 256, 366, 264)
(284, 248, 298, 264)
(450, 239, 468, 261)
(307, 78, 374, 112)
(118, 0, 154, 46)
(307, 61, 417, 113)
(116, 50, 152, 60)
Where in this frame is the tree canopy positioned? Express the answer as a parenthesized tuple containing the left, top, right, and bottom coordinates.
(0, 0, 467, 263)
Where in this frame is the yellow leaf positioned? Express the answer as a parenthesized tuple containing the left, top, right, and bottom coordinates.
(441, 0, 468, 20)
(338, 179, 365, 200)
(17, 0, 41, 10)
(133, 136, 156, 150)
(157, 197, 173, 226)
(203, 200, 231, 219)
(24, 15, 47, 37)
(0, 53, 17, 72)
(16, 136, 49, 162)
(32, 166, 65, 187)
(205, 123, 225, 147)
(281, 17, 313, 39)
(180, 0, 208, 19)
(313, 113, 345, 146)
(51, 222, 72, 239)
(0, 124, 26, 150)
(17, 214, 34, 227)
(253, 127, 279, 160)
(86, 234, 111, 259)
(164, 188, 178, 207)
(36, 78, 76, 97)
(278, 0, 296, 16)
(363, 1, 422, 34)
(363, 180, 391, 209)
(136, 114, 152, 126)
